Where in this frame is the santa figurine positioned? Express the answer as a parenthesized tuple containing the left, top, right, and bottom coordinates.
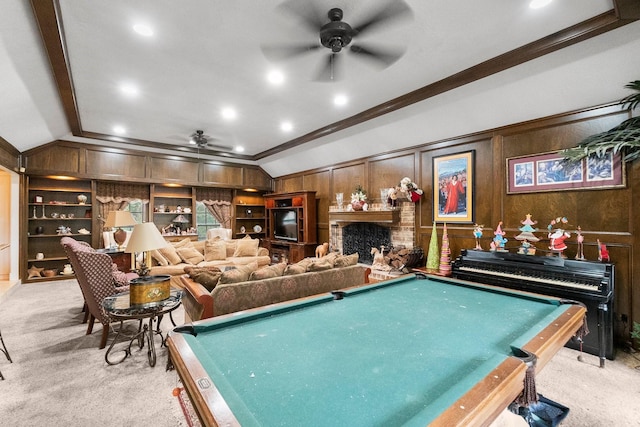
(548, 228, 571, 257)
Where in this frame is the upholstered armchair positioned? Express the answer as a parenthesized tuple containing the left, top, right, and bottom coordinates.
(61, 237, 137, 349)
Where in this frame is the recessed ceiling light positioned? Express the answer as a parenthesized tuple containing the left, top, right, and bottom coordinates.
(119, 83, 139, 97)
(333, 94, 348, 107)
(113, 125, 126, 135)
(133, 24, 153, 37)
(221, 107, 237, 120)
(267, 70, 285, 85)
(529, 0, 552, 9)
(235, 146, 245, 153)
(280, 121, 293, 132)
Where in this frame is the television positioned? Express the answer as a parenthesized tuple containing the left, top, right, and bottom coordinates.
(273, 209, 297, 242)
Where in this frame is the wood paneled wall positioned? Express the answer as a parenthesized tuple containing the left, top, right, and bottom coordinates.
(21, 140, 272, 190)
(274, 103, 639, 347)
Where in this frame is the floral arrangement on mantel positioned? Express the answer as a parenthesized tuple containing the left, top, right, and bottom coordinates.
(399, 177, 423, 202)
(350, 185, 368, 211)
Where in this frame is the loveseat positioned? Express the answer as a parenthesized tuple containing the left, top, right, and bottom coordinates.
(148, 235, 271, 288)
(180, 253, 370, 322)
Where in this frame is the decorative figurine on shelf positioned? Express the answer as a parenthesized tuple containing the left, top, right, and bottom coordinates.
(490, 221, 508, 251)
(399, 177, 423, 203)
(597, 239, 610, 262)
(387, 187, 399, 209)
(371, 246, 391, 271)
(77, 194, 87, 204)
(315, 242, 329, 258)
(473, 224, 484, 250)
(575, 226, 586, 260)
(515, 214, 539, 255)
(547, 217, 570, 257)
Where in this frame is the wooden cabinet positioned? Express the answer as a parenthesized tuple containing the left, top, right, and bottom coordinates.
(150, 185, 197, 241)
(233, 190, 266, 239)
(263, 191, 317, 263)
(25, 177, 94, 282)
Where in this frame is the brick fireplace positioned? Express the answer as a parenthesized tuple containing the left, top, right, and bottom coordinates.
(328, 202, 416, 264)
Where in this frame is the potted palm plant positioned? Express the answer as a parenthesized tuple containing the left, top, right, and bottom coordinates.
(562, 80, 640, 162)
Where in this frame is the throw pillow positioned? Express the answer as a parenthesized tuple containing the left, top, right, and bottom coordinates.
(320, 252, 339, 267)
(159, 245, 182, 265)
(233, 237, 259, 257)
(307, 260, 333, 272)
(225, 240, 238, 258)
(334, 253, 359, 268)
(204, 239, 227, 261)
(249, 263, 286, 280)
(150, 249, 168, 266)
(218, 261, 258, 284)
(177, 246, 205, 265)
(283, 263, 306, 276)
(173, 238, 194, 250)
(185, 267, 222, 292)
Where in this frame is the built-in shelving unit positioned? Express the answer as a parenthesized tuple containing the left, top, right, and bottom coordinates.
(24, 177, 94, 282)
(233, 190, 266, 239)
(150, 184, 198, 241)
(263, 191, 317, 263)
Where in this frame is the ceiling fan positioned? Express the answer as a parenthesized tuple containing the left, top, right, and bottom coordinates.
(262, 1, 413, 81)
(188, 130, 232, 152)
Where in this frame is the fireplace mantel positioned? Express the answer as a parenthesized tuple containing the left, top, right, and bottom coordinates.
(329, 209, 400, 223)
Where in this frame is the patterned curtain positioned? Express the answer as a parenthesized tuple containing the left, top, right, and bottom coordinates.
(196, 188, 233, 229)
(95, 182, 150, 227)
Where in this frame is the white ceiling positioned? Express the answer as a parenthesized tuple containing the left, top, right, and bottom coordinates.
(1, 0, 639, 177)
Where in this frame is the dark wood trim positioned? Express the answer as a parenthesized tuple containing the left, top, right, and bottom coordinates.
(255, 10, 634, 160)
(30, 0, 81, 135)
(614, 0, 640, 19)
(30, 2, 637, 162)
(0, 136, 21, 172)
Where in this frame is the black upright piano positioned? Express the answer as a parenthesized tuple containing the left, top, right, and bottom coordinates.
(452, 249, 614, 367)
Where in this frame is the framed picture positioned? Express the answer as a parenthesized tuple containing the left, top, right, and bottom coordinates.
(433, 150, 474, 223)
(506, 151, 625, 194)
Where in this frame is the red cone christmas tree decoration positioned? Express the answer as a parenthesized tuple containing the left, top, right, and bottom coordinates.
(439, 223, 452, 276)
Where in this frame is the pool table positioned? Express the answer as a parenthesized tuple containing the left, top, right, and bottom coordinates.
(167, 273, 586, 427)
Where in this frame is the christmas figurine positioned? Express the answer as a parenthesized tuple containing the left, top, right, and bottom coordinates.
(598, 239, 610, 262)
(490, 221, 508, 252)
(547, 216, 570, 258)
(515, 214, 539, 255)
(473, 224, 484, 250)
(575, 226, 585, 260)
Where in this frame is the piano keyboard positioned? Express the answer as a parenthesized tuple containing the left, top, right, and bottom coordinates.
(456, 265, 601, 292)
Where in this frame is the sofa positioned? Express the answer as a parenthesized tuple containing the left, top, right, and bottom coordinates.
(180, 253, 371, 322)
(148, 235, 271, 288)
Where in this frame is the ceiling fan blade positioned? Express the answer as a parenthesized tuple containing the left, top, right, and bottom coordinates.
(314, 53, 341, 82)
(352, 0, 413, 37)
(350, 44, 405, 68)
(261, 43, 321, 61)
(276, 0, 326, 33)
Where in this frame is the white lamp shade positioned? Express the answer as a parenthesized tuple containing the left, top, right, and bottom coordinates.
(125, 222, 168, 253)
(104, 210, 137, 228)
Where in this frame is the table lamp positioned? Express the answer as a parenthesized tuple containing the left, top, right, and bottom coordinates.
(125, 222, 168, 277)
(104, 211, 137, 249)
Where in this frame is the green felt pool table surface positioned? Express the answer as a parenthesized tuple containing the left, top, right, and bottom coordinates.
(167, 273, 586, 427)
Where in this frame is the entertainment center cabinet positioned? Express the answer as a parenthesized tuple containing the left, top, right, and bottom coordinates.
(263, 191, 317, 263)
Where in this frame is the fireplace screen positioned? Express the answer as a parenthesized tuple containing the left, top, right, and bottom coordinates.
(342, 223, 391, 264)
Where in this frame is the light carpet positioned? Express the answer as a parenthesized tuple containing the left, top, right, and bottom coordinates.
(0, 279, 189, 426)
(1, 279, 639, 426)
